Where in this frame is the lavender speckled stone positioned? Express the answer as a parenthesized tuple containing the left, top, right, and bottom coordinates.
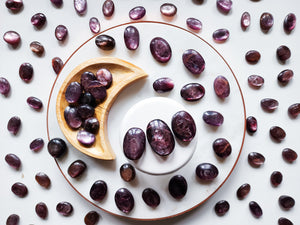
(216, 0, 232, 14)
(150, 37, 172, 63)
(3, 31, 21, 46)
(241, 12, 251, 30)
(248, 75, 264, 88)
(65, 81, 82, 104)
(89, 17, 100, 34)
(124, 26, 139, 50)
(160, 3, 177, 17)
(203, 111, 224, 126)
(180, 83, 205, 101)
(214, 75, 230, 98)
(129, 6, 146, 20)
(186, 17, 202, 31)
(55, 25, 68, 41)
(171, 110, 196, 142)
(74, 0, 87, 15)
(77, 130, 95, 146)
(212, 29, 230, 43)
(182, 49, 205, 75)
(27, 96, 43, 110)
(0, 77, 11, 96)
(102, 0, 114, 17)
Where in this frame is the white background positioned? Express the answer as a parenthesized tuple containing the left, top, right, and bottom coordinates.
(0, 0, 299, 224)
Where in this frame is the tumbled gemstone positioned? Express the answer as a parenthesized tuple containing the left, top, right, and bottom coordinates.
(79, 92, 96, 107)
(29, 138, 44, 152)
(50, 0, 63, 7)
(35, 172, 51, 188)
(3, 31, 21, 46)
(288, 103, 300, 118)
(31, 13, 47, 28)
(95, 34, 115, 50)
(84, 211, 100, 225)
(212, 29, 230, 43)
(248, 152, 265, 167)
(279, 195, 295, 209)
(270, 171, 282, 187)
(278, 69, 293, 84)
(81, 71, 96, 91)
(153, 77, 174, 93)
(260, 12, 274, 32)
(160, 3, 177, 17)
(260, 98, 278, 112)
(11, 182, 28, 197)
(182, 49, 205, 75)
(213, 138, 231, 158)
(216, 0, 232, 14)
(120, 163, 136, 182)
(65, 81, 82, 104)
(276, 45, 291, 62)
(278, 217, 294, 225)
(96, 68, 112, 88)
(181, 83, 205, 101)
(115, 188, 134, 213)
(214, 75, 230, 98)
(142, 188, 160, 208)
(236, 183, 251, 199)
(282, 148, 297, 163)
(90, 180, 107, 201)
(64, 106, 82, 129)
(129, 6, 146, 20)
(74, 0, 87, 15)
(83, 117, 99, 134)
(47, 137, 67, 158)
(5, 153, 21, 169)
(123, 127, 146, 160)
(52, 57, 63, 75)
(30, 41, 45, 55)
(246, 116, 257, 133)
(35, 202, 48, 219)
(248, 75, 264, 88)
(150, 37, 172, 63)
(249, 201, 263, 218)
(241, 12, 251, 30)
(68, 159, 87, 178)
(102, 0, 114, 17)
(270, 126, 286, 142)
(55, 25, 68, 41)
(5, 0, 23, 11)
(195, 163, 219, 180)
(186, 17, 202, 31)
(56, 201, 73, 216)
(171, 110, 196, 142)
(77, 130, 95, 146)
(86, 80, 107, 102)
(245, 50, 261, 64)
(284, 13, 296, 33)
(0, 77, 11, 96)
(19, 63, 33, 82)
(7, 116, 21, 135)
(124, 26, 139, 50)
(77, 104, 95, 120)
(168, 175, 187, 199)
(6, 214, 20, 225)
(202, 111, 224, 126)
(27, 96, 43, 110)
(89, 17, 100, 34)
(214, 200, 230, 216)
(146, 119, 175, 156)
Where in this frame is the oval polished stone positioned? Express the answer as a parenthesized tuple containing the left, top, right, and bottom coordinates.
(284, 13, 296, 33)
(260, 12, 274, 32)
(95, 34, 115, 50)
(142, 188, 160, 208)
(0, 77, 11, 96)
(186, 17, 202, 31)
(214, 75, 230, 98)
(182, 49, 205, 75)
(81, 71, 96, 91)
(96, 68, 112, 88)
(282, 148, 298, 163)
(279, 195, 295, 209)
(270, 171, 283, 187)
(212, 29, 230, 43)
(7, 116, 21, 135)
(288, 103, 300, 118)
(270, 126, 286, 142)
(35, 172, 51, 188)
(47, 138, 67, 158)
(19, 63, 33, 82)
(168, 175, 188, 199)
(5, 0, 23, 11)
(50, 0, 63, 7)
(277, 45, 291, 62)
(249, 201, 263, 218)
(90, 180, 107, 201)
(246, 116, 257, 133)
(129, 6, 146, 20)
(5, 153, 21, 169)
(278, 69, 293, 84)
(102, 0, 114, 17)
(123, 127, 146, 160)
(83, 117, 99, 134)
(74, 0, 87, 15)
(68, 159, 87, 178)
(171, 110, 196, 142)
(150, 37, 172, 63)
(120, 163, 136, 182)
(52, 57, 63, 75)
(115, 188, 134, 213)
(216, 0, 232, 14)
(245, 50, 261, 64)
(84, 211, 100, 225)
(77, 104, 95, 120)
(77, 130, 95, 146)
(248, 152, 265, 167)
(64, 106, 82, 129)
(31, 13, 47, 28)
(160, 3, 177, 17)
(65, 81, 82, 104)
(86, 80, 107, 102)
(3, 31, 21, 46)
(260, 98, 278, 112)
(214, 200, 230, 216)
(153, 77, 174, 93)
(89, 17, 100, 34)
(6, 214, 20, 225)
(236, 183, 251, 199)
(11, 182, 28, 197)
(213, 138, 231, 158)
(196, 163, 219, 181)
(146, 119, 175, 156)
(30, 41, 45, 56)
(248, 75, 264, 88)
(56, 201, 73, 216)
(180, 83, 205, 101)
(55, 25, 68, 41)
(278, 217, 293, 225)
(27, 96, 43, 110)
(124, 26, 139, 50)
(203, 111, 224, 126)
(241, 12, 251, 30)
(35, 202, 48, 219)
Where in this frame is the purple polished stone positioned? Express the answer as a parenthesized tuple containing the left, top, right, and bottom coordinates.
(6, 214, 20, 225)
(181, 83, 205, 101)
(270, 171, 283, 187)
(47, 138, 67, 158)
(11, 182, 28, 197)
(186, 17, 202, 31)
(248, 75, 264, 88)
(153, 77, 174, 93)
(68, 159, 87, 178)
(96, 68, 112, 88)
(5, 153, 21, 169)
(5, 0, 23, 11)
(35, 202, 48, 219)
(284, 13, 296, 33)
(270, 126, 286, 142)
(282, 148, 297, 163)
(168, 175, 188, 199)
(214, 200, 230, 216)
(160, 3, 177, 17)
(64, 106, 82, 129)
(260, 12, 274, 32)
(123, 127, 146, 160)
(77, 130, 95, 146)
(30, 138, 44, 152)
(212, 29, 230, 43)
(55, 25, 68, 41)
(7, 116, 21, 135)
(196, 163, 219, 180)
(89, 17, 100, 34)
(214, 75, 230, 98)
(50, 0, 63, 7)
(86, 80, 107, 102)
(102, 0, 114, 17)
(203, 111, 224, 126)
(0, 77, 11, 96)
(115, 188, 134, 213)
(182, 49, 205, 75)
(261, 98, 278, 112)
(216, 0, 232, 14)
(90, 180, 107, 201)
(56, 201, 73, 216)
(81, 71, 96, 91)
(278, 217, 293, 225)
(74, 0, 87, 15)
(77, 104, 95, 120)
(95, 34, 115, 50)
(65, 81, 82, 104)
(31, 13, 47, 28)
(83, 117, 99, 134)
(171, 110, 196, 142)
(236, 183, 251, 199)
(30, 41, 45, 55)
(150, 37, 172, 63)
(35, 172, 51, 188)
(246, 116, 257, 133)
(213, 138, 231, 158)
(27, 96, 43, 110)
(249, 201, 263, 218)
(124, 26, 139, 50)
(241, 12, 251, 30)
(288, 103, 300, 118)
(120, 163, 136, 182)
(248, 152, 265, 167)
(3, 31, 21, 46)
(129, 6, 146, 20)
(142, 188, 160, 208)
(245, 50, 261, 64)
(278, 69, 293, 84)
(277, 45, 291, 62)
(19, 63, 33, 82)
(84, 211, 100, 225)
(279, 195, 295, 209)
(52, 57, 63, 75)
(79, 92, 96, 106)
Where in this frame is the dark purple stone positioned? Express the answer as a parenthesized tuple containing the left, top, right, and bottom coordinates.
(282, 148, 297, 163)
(213, 138, 231, 158)
(55, 25, 68, 41)
(212, 29, 230, 43)
(35, 202, 48, 219)
(84, 211, 100, 225)
(89, 17, 100, 34)
(29, 138, 44, 152)
(5, 0, 23, 11)
(168, 175, 188, 199)
(180, 83, 205, 101)
(114, 188, 134, 213)
(284, 13, 296, 33)
(124, 26, 139, 50)
(47, 137, 67, 158)
(86, 80, 107, 102)
(260, 12, 274, 32)
(120, 163, 136, 182)
(214, 200, 230, 216)
(142, 188, 160, 207)
(77, 130, 95, 146)
(0, 77, 11, 96)
(3, 31, 21, 46)
(11, 182, 28, 197)
(80, 71, 96, 91)
(171, 110, 196, 142)
(245, 50, 261, 64)
(102, 0, 114, 17)
(270, 171, 282, 187)
(68, 159, 87, 178)
(248, 152, 265, 167)
(153, 77, 174, 93)
(146, 119, 175, 156)
(19, 63, 33, 82)
(35, 172, 51, 188)
(214, 75, 230, 98)
(288, 103, 300, 118)
(261, 98, 279, 112)
(31, 13, 47, 28)
(270, 126, 286, 142)
(278, 69, 293, 84)
(186, 17, 202, 31)
(248, 75, 264, 88)
(90, 180, 107, 201)
(129, 6, 146, 20)
(51, 0, 63, 7)
(64, 106, 82, 129)
(279, 195, 295, 209)
(74, 0, 87, 15)
(7, 116, 21, 135)
(123, 127, 146, 160)
(216, 0, 232, 14)
(56, 201, 73, 216)
(249, 201, 263, 218)
(96, 68, 112, 88)
(30, 41, 45, 56)
(203, 111, 224, 126)
(236, 183, 251, 199)
(83, 117, 99, 134)
(150, 37, 172, 63)
(27, 96, 43, 110)
(95, 34, 115, 50)
(160, 3, 177, 17)
(246, 116, 257, 133)
(5, 153, 21, 169)
(277, 45, 291, 62)
(52, 57, 63, 75)
(6, 214, 20, 225)
(278, 217, 294, 225)
(65, 81, 82, 104)
(241, 12, 251, 30)
(182, 49, 205, 75)
(77, 104, 95, 120)
(195, 163, 219, 181)
(79, 92, 96, 107)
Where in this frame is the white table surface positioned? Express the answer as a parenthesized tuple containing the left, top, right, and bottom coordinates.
(0, 0, 299, 224)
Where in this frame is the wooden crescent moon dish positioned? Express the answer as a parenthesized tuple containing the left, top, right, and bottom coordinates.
(56, 57, 148, 160)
